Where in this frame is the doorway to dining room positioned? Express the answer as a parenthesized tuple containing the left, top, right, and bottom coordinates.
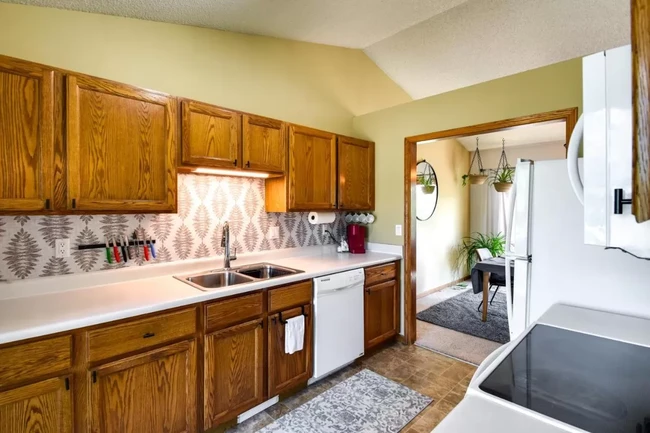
(404, 108, 578, 365)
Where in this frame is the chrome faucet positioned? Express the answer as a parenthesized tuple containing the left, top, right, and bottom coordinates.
(221, 221, 237, 269)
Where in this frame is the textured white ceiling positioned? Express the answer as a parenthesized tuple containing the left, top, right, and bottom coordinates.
(364, 0, 631, 99)
(4, 0, 631, 100)
(455, 121, 566, 151)
(0, 0, 468, 48)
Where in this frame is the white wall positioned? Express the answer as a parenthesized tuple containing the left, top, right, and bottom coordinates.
(416, 139, 469, 295)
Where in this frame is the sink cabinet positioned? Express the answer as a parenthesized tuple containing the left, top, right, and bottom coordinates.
(0, 262, 400, 432)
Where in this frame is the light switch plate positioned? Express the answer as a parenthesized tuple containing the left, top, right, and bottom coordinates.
(268, 226, 280, 240)
(395, 225, 403, 236)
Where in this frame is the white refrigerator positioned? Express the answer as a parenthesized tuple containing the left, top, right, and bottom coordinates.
(504, 158, 650, 341)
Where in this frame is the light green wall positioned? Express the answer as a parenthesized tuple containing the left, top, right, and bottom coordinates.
(0, 3, 410, 136)
(353, 58, 582, 244)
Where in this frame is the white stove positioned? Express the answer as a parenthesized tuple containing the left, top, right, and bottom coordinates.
(435, 304, 650, 433)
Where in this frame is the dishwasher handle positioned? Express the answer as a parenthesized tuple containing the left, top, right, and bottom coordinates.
(315, 282, 364, 297)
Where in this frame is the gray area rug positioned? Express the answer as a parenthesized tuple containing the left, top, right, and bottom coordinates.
(417, 289, 510, 344)
(258, 369, 431, 433)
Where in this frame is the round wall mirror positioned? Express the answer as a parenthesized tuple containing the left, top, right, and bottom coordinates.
(416, 160, 439, 221)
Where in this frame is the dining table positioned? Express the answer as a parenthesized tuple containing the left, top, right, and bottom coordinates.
(471, 257, 513, 322)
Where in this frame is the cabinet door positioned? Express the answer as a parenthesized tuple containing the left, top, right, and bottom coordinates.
(0, 377, 71, 433)
(364, 280, 399, 350)
(181, 100, 240, 168)
(0, 56, 55, 212)
(338, 136, 375, 210)
(632, 0, 650, 223)
(242, 114, 286, 173)
(89, 340, 196, 433)
(204, 319, 264, 429)
(268, 304, 312, 396)
(288, 125, 337, 210)
(66, 74, 178, 213)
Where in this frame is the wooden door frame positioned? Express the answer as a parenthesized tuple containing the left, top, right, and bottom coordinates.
(402, 107, 579, 344)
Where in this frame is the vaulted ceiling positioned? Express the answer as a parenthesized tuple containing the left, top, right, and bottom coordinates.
(2, 0, 631, 101)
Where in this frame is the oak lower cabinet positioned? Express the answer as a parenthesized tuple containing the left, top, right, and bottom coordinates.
(0, 55, 56, 213)
(89, 340, 196, 433)
(268, 304, 313, 397)
(203, 319, 264, 430)
(364, 262, 400, 350)
(0, 376, 72, 433)
(66, 73, 178, 213)
(338, 136, 375, 210)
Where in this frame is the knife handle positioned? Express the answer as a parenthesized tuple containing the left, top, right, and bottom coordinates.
(106, 248, 112, 264)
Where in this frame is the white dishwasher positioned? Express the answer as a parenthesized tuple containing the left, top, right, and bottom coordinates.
(311, 268, 365, 382)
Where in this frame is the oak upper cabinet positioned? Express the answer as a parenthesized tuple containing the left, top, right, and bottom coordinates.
(632, 0, 650, 223)
(337, 136, 375, 210)
(181, 100, 241, 169)
(89, 340, 197, 433)
(242, 114, 286, 174)
(0, 56, 56, 213)
(265, 125, 336, 212)
(364, 262, 399, 350)
(203, 292, 265, 430)
(66, 74, 178, 213)
(0, 377, 72, 433)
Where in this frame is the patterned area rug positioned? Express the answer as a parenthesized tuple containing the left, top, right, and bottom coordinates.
(258, 369, 431, 433)
(417, 290, 510, 344)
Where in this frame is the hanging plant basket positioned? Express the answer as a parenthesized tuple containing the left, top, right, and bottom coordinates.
(493, 182, 513, 193)
(463, 137, 487, 186)
(489, 138, 515, 193)
(468, 174, 488, 185)
(422, 184, 436, 194)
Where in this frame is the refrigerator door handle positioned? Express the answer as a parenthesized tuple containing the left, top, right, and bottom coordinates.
(567, 114, 585, 205)
(505, 171, 517, 256)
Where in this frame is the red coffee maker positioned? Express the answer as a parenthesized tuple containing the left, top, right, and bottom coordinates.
(346, 224, 366, 254)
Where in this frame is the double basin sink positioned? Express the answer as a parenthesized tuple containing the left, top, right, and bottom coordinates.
(176, 263, 304, 291)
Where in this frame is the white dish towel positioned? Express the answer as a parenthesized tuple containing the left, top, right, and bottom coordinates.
(284, 315, 305, 355)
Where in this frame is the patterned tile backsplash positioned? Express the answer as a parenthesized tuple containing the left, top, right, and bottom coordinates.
(0, 174, 345, 282)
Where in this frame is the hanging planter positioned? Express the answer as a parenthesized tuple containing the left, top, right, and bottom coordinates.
(416, 162, 438, 195)
(489, 139, 515, 193)
(422, 184, 436, 194)
(462, 137, 487, 186)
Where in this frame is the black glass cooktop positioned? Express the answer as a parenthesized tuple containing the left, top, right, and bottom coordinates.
(479, 325, 650, 433)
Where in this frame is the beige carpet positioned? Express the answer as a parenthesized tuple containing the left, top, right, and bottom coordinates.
(415, 285, 503, 365)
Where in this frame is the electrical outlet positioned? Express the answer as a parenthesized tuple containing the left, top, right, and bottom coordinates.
(55, 238, 70, 258)
(268, 226, 280, 240)
(395, 225, 403, 236)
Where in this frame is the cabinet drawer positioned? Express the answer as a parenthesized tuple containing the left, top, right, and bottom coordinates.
(365, 262, 397, 286)
(88, 308, 197, 362)
(205, 291, 264, 331)
(268, 281, 312, 313)
(0, 335, 71, 387)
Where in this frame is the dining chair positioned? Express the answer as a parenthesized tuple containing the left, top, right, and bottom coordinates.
(475, 249, 506, 311)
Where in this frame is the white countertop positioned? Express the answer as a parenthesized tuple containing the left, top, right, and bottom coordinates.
(0, 245, 401, 345)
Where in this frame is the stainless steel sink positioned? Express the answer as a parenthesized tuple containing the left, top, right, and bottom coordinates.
(178, 271, 256, 291)
(175, 263, 303, 291)
(235, 263, 303, 280)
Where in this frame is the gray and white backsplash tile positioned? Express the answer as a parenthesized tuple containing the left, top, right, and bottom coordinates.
(0, 174, 345, 282)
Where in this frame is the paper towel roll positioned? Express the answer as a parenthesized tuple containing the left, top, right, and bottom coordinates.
(308, 212, 336, 225)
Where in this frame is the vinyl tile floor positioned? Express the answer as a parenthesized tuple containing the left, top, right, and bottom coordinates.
(224, 342, 477, 433)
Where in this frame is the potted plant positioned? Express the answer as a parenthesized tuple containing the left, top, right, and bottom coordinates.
(421, 176, 436, 194)
(489, 167, 514, 192)
(462, 137, 488, 186)
(462, 169, 488, 186)
(455, 232, 505, 274)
